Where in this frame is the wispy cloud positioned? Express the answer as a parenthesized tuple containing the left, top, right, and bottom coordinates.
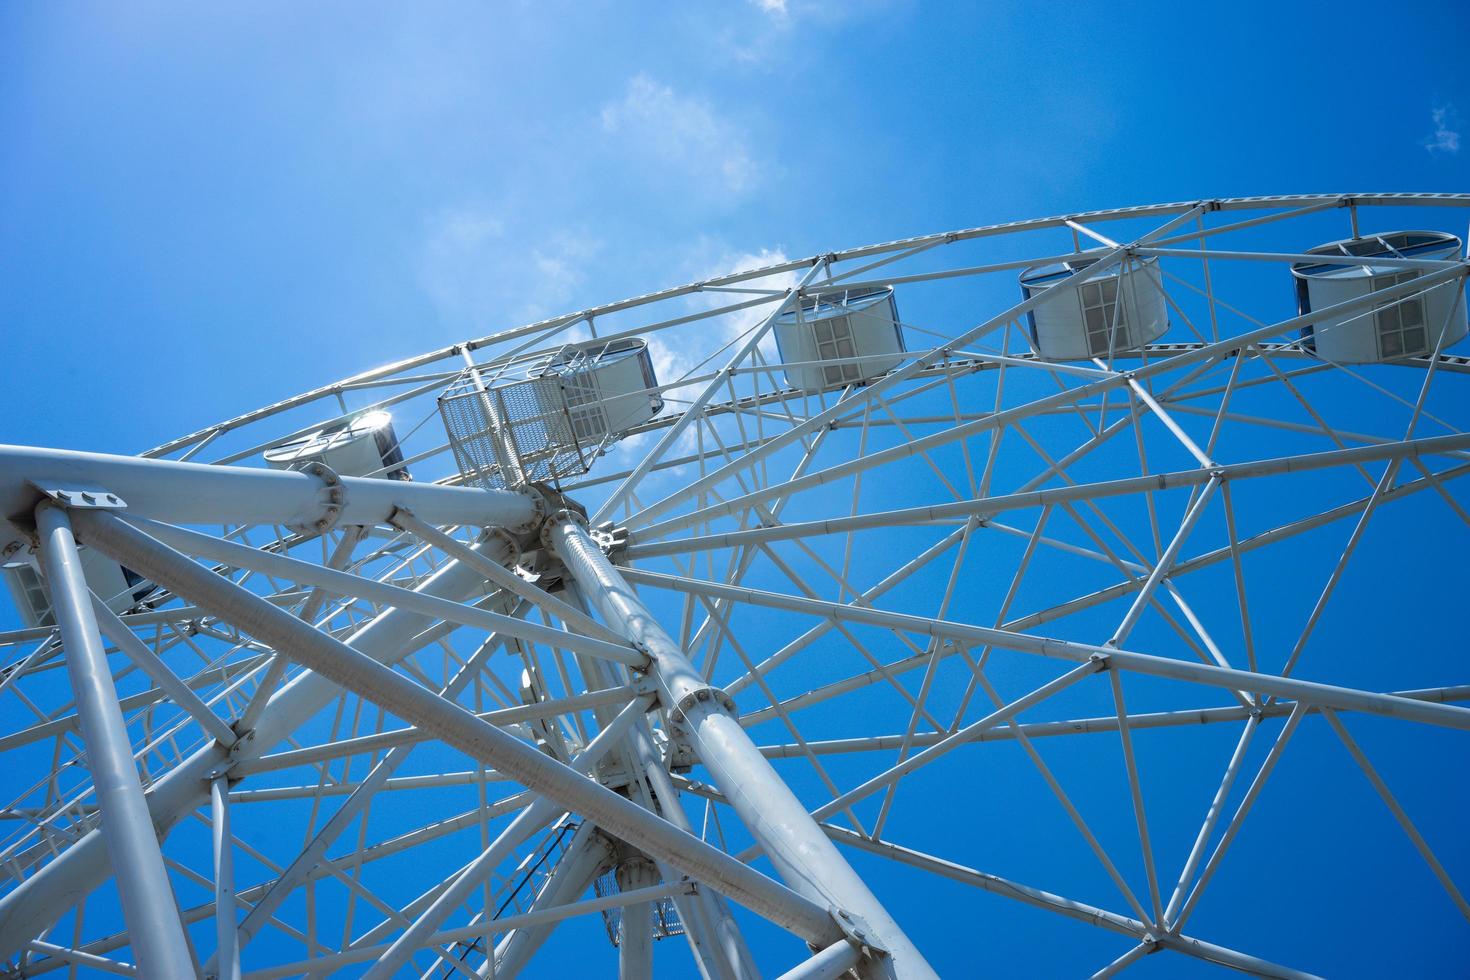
(1425, 104, 1461, 154)
(608, 243, 796, 468)
(647, 245, 796, 386)
(417, 204, 600, 329)
(599, 75, 758, 194)
(748, 0, 789, 18)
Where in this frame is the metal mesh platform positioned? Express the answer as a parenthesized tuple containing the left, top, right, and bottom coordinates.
(438, 366, 595, 489)
(593, 869, 685, 947)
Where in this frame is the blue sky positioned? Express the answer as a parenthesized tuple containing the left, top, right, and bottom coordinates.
(5, 0, 1468, 455)
(3, 2, 1469, 977)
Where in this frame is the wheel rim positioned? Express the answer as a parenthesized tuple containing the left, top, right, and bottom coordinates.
(1, 193, 1467, 977)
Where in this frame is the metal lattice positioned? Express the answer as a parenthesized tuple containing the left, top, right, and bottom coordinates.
(438, 367, 594, 489)
(592, 869, 685, 947)
(4, 194, 1469, 979)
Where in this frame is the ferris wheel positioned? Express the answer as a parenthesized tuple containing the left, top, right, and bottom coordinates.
(1, 193, 1467, 978)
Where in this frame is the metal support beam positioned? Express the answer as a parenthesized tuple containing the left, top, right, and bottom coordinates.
(616, 856, 660, 980)
(209, 777, 242, 980)
(550, 518, 937, 979)
(32, 503, 195, 979)
(89, 596, 240, 747)
(68, 508, 841, 947)
(245, 880, 695, 980)
(0, 524, 520, 961)
(491, 821, 615, 977)
(364, 694, 655, 980)
(129, 516, 645, 668)
(0, 442, 542, 556)
(619, 567, 1470, 731)
(823, 826, 1323, 980)
(625, 431, 1470, 558)
(773, 940, 864, 980)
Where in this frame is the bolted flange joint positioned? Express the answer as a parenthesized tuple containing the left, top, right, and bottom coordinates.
(539, 507, 587, 556)
(666, 685, 737, 728)
(512, 481, 553, 536)
(30, 483, 128, 511)
(591, 520, 629, 558)
(830, 906, 889, 960)
(288, 460, 344, 537)
(478, 525, 523, 571)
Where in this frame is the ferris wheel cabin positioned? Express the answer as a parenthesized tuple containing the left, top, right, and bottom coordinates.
(543, 337, 664, 444)
(1018, 257, 1169, 361)
(439, 337, 663, 487)
(1291, 230, 1467, 363)
(774, 287, 905, 391)
(262, 410, 411, 480)
(3, 548, 155, 630)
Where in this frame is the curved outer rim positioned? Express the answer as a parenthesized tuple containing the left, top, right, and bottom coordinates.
(143, 193, 1470, 460)
(1288, 228, 1464, 278)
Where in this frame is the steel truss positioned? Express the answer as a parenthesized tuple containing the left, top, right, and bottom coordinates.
(0, 193, 1467, 977)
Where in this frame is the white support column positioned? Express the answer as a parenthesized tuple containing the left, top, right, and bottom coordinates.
(209, 776, 242, 980)
(67, 509, 841, 946)
(616, 856, 659, 980)
(562, 577, 759, 980)
(550, 517, 935, 979)
(773, 940, 863, 980)
(0, 524, 521, 961)
(33, 503, 196, 980)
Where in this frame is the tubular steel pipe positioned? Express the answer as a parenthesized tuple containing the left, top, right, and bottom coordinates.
(773, 940, 864, 980)
(363, 694, 655, 980)
(615, 856, 660, 979)
(625, 431, 1470, 559)
(67, 509, 840, 947)
(0, 527, 519, 961)
(32, 504, 196, 979)
(128, 515, 644, 667)
(0, 443, 541, 555)
(550, 518, 937, 980)
(209, 777, 242, 980)
(618, 567, 1470, 732)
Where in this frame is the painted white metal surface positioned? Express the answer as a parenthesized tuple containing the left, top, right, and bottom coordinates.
(1020, 258, 1168, 361)
(774, 287, 905, 391)
(2, 547, 146, 629)
(262, 409, 409, 479)
(1292, 230, 1467, 362)
(1, 194, 1468, 980)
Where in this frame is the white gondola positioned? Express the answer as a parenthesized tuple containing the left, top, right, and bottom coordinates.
(1291, 230, 1467, 363)
(774, 287, 904, 391)
(3, 549, 154, 630)
(546, 338, 664, 444)
(1018, 258, 1168, 361)
(440, 338, 663, 487)
(263, 410, 410, 479)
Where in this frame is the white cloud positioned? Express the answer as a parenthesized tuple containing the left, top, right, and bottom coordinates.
(606, 244, 798, 471)
(649, 245, 796, 386)
(599, 75, 758, 194)
(417, 204, 600, 329)
(749, 0, 788, 17)
(1425, 104, 1461, 154)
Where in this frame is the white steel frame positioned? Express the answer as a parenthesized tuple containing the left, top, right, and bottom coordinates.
(0, 193, 1467, 978)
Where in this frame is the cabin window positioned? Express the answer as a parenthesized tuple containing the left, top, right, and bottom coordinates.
(1079, 278, 1129, 356)
(12, 565, 53, 628)
(1373, 272, 1428, 358)
(562, 376, 609, 444)
(814, 316, 862, 387)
